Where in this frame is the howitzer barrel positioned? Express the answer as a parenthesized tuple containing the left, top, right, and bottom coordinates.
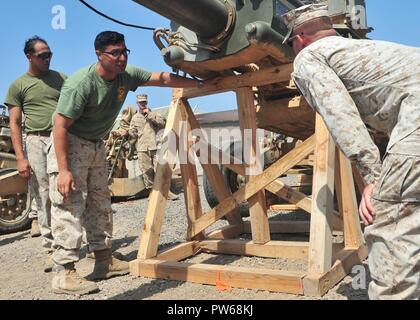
(132, 0, 230, 39)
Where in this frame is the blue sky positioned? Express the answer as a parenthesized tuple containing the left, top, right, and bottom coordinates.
(1, 0, 419, 114)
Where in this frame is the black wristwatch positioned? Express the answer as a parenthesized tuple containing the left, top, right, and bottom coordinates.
(197, 80, 204, 88)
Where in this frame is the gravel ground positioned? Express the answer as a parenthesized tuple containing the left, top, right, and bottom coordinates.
(0, 177, 370, 300)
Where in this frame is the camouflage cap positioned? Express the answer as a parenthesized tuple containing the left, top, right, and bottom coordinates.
(136, 94, 148, 102)
(281, 3, 330, 44)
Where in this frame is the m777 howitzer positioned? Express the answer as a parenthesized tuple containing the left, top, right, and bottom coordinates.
(130, 0, 373, 296)
(133, 0, 372, 210)
(134, 0, 371, 139)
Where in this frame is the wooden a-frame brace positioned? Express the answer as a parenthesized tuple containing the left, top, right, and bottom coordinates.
(130, 68, 367, 297)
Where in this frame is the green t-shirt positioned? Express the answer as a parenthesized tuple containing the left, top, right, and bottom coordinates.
(4, 70, 67, 132)
(55, 64, 152, 140)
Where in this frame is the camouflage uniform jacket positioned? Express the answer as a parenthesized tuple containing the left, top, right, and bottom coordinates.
(292, 36, 420, 185)
(129, 110, 166, 151)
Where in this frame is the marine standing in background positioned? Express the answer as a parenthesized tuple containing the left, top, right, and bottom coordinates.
(129, 94, 178, 200)
(5, 36, 66, 272)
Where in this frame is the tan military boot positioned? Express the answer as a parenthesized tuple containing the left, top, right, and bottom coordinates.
(44, 252, 54, 273)
(86, 252, 95, 260)
(89, 249, 129, 280)
(30, 219, 41, 237)
(52, 263, 99, 295)
(167, 190, 179, 201)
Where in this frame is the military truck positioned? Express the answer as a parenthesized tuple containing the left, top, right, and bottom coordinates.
(131, 0, 372, 213)
(0, 105, 32, 233)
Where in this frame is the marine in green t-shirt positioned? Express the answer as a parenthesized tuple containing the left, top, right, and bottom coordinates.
(55, 64, 151, 140)
(5, 70, 67, 132)
(4, 36, 66, 267)
(49, 31, 210, 296)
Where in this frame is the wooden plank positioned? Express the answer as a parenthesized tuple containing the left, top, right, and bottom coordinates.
(179, 64, 293, 99)
(208, 144, 344, 231)
(206, 224, 244, 240)
(178, 102, 205, 241)
(270, 204, 300, 211)
(137, 99, 182, 259)
(132, 259, 305, 294)
(200, 240, 309, 260)
(181, 99, 243, 228)
(303, 245, 368, 297)
(243, 221, 310, 234)
(189, 135, 315, 238)
(337, 151, 365, 249)
(154, 241, 201, 262)
(237, 87, 270, 244)
(308, 115, 335, 275)
(265, 179, 312, 213)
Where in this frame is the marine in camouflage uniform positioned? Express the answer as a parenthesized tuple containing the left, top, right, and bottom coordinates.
(129, 94, 166, 189)
(49, 31, 207, 295)
(283, 4, 420, 299)
(5, 36, 66, 272)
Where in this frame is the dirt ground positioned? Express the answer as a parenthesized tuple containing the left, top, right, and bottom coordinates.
(0, 179, 370, 300)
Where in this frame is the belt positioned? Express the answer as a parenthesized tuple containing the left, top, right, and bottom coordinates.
(27, 131, 51, 137)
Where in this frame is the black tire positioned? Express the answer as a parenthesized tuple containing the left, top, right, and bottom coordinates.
(0, 169, 32, 234)
(202, 166, 250, 218)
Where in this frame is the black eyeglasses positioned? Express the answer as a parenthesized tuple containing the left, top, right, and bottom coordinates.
(35, 51, 53, 60)
(102, 48, 131, 58)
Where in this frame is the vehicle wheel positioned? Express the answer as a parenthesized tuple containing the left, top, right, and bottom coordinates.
(202, 166, 249, 218)
(0, 169, 32, 234)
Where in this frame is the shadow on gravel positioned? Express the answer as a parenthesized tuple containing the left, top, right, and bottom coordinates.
(78, 236, 138, 259)
(335, 281, 369, 300)
(109, 278, 184, 300)
(0, 231, 29, 247)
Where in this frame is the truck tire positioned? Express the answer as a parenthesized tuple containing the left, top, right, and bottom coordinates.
(202, 166, 250, 218)
(0, 169, 32, 234)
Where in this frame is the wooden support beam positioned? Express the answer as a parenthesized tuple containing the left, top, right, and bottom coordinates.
(132, 259, 305, 294)
(308, 115, 335, 275)
(137, 99, 182, 259)
(178, 102, 205, 241)
(189, 134, 315, 238)
(237, 87, 270, 244)
(270, 204, 300, 211)
(265, 179, 312, 213)
(336, 151, 365, 249)
(178, 64, 293, 99)
(303, 245, 368, 297)
(200, 240, 309, 260)
(181, 98, 243, 228)
(154, 241, 201, 262)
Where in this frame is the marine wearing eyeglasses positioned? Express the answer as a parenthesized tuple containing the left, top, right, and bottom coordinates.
(48, 31, 219, 296)
(4, 36, 67, 274)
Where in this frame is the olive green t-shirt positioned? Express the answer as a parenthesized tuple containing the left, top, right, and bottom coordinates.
(55, 64, 152, 140)
(4, 70, 67, 132)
